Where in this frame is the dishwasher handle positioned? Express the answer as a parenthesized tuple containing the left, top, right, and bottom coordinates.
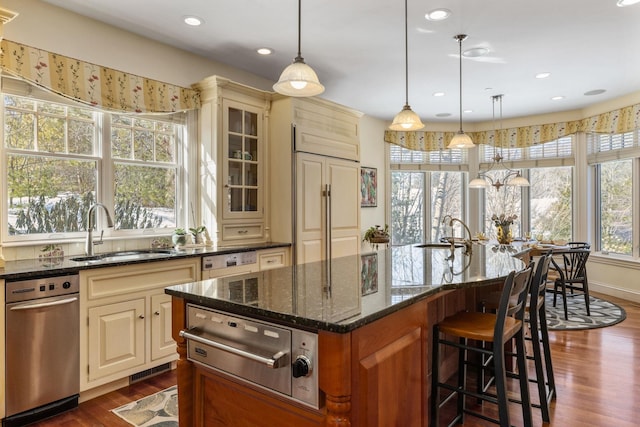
(179, 329, 288, 369)
(9, 296, 78, 311)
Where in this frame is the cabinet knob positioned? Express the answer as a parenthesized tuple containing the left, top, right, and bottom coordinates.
(138, 314, 145, 319)
(154, 311, 160, 316)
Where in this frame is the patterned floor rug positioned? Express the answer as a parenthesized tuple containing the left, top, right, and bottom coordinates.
(545, 293, 626, 330)
(112, 385, 178, 427)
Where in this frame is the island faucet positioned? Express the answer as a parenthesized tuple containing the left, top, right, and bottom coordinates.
(442, 215, 473, 257)
(85, 203, 114, 256)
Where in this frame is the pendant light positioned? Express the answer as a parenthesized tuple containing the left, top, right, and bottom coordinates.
(447, 34, 475, 149)
(273, 0, 324, 97)
(470, 95, 530, 190)
(389, 0, 424, 131)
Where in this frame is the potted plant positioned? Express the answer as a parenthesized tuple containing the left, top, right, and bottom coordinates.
(172, 228, 188, 246)
(363, 224, 390, 249)
(189, 226, 207, 244)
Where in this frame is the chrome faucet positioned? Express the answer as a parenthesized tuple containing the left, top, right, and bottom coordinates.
(85, 203, 114, 256)
(442, 215, 473, 258)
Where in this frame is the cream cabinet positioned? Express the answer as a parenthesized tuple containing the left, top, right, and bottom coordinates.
(195, 75, 271, 245)
(269, 96, 362, 264)
(258, 247, 289, 270)
(80, 258, 199, 391)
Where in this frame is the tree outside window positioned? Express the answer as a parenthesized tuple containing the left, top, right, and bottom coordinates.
(598, 160, 632, 255)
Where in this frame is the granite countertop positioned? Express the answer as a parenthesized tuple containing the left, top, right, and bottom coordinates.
(0, 242, 291, 280)
(165, 243, 527, 333)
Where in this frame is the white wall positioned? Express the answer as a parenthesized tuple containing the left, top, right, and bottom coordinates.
(359, 115, 388, 253)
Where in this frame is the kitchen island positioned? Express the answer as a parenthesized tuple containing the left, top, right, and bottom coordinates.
(166, 244, 525, 427)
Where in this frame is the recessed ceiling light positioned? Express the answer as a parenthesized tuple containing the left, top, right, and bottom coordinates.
(425, 9, 451, 21)
(584, 89, 606, 96)
(257, 48, 273, 55)
(551, 96, 565, 101)
(462, 47, 489, 58)
(183, 16, 203, 26)
(433, 92, 445, 97)
(464, 109, 473, 113)
(435, 113, 452, 117)
(617, 0, 640, 7)
(535, 72, 551, 79)
(484, 87, 493, 91)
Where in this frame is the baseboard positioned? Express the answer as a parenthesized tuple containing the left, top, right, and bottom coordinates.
(589, 282, 640, 304)
(79, 378, 129, 403)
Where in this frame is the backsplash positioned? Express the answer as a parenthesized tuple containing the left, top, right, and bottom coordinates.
(1, 237, 166, 262)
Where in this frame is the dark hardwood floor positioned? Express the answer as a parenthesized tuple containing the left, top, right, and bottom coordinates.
(28, 292, 640, 426)
(29, 370, 176, 427)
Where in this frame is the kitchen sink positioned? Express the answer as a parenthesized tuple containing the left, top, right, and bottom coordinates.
(70, 249, 174, 263)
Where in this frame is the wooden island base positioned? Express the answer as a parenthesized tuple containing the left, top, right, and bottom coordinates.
(171, 284, 495, 427)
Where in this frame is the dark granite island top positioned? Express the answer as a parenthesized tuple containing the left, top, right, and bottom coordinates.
(165, 243, 526, 334)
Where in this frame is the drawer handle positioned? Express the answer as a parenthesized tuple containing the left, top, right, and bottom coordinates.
(238, 230, 248, 234)
(267, 260, 275, 263)
(180, 329, 288, 369)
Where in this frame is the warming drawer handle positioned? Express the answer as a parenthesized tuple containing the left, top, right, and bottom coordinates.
(179, 329, 288, 369)
(9, 296, 78, 311)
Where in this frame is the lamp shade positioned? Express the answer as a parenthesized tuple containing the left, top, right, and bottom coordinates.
(273, 59, 325, 97)
(469, 177, 489, 188)
(507, 174, 530, 187)
(389, 104, 425, 131)
(448, 131, 475, 149)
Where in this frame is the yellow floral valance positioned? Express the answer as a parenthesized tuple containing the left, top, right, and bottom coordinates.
(0, 39, 200, 113)
(385, 103, 640, 152)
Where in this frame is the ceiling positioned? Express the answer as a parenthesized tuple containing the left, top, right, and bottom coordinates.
(41, 0, 640, 123)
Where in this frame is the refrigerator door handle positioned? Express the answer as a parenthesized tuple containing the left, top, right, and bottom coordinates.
(325, 184, 332, 262)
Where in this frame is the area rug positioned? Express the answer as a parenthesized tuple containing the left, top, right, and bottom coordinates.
(112, 385, 178, 427)
(545, 293, 626, 330)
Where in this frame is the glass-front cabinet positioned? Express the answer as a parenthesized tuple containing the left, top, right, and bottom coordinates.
(224, 101, 261, 217)
(195, 75, 269, 245)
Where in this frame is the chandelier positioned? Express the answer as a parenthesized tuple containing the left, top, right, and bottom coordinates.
(469, 95, 530, 191)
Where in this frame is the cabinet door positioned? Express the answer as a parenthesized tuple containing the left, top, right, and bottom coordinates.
(223, 99, 263, 220)
(88, 299, 145, 381)
(295, 153, 360, 264)
(151, 293, 175, 361)
(326, 158, 361, 259)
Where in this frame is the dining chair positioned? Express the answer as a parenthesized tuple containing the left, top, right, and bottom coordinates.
(431, 267, 534, 427)
(548, 248, 591, 320)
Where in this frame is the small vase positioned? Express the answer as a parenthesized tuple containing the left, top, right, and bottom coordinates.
(496, 225, 512, 245)
(172, 234, 188, 246)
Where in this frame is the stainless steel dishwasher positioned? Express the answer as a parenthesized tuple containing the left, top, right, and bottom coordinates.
(4, 274, 80, 427)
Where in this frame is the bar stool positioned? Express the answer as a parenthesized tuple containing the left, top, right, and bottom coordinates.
(526, 251, 557, 421)
(478, 252, 556, 423)
(430, 267, 534, 427)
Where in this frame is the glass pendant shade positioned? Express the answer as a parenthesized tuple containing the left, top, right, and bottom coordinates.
(469, 177, 489, 188)
(448, 131, 475, 149)
(389, 104, 425, 131)
(273, 58, 324, 97)
(507, 173, 530, 187)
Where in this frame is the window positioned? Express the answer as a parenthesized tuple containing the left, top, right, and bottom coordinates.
(529, 167, 572, 241)
(390, 170, 466, 245)
(480, 138, 574, 240)
(390, 145, 468, 245)
(3, 89, 184, 241)
(390, 172, 424, 245)
(588, 131, 639, 256)
(597, 160, 632, 255)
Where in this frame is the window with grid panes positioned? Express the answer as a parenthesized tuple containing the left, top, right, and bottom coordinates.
(2, 86, 184, 240)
